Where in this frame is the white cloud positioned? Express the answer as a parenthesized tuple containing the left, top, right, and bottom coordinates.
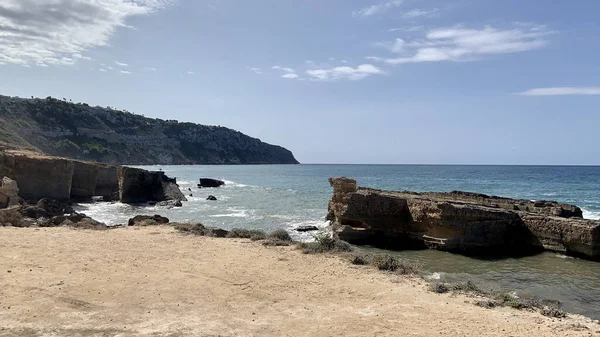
(403, 8, 439, 19)
(115, 61, 128, 67)
(517, 87, 600, 96)
(107, 66, 114, 70)
(306, 64, 383, 81)
(354, 0, 403, 17)
(272, 65, 295, 73)
(374, 24, 551, 64)
(341, 60, 349, 64)
(120, 70, 131, 74)
(389, 26, 424, 33)
(99, 68, 107, 72)
(0, 0, 175, 67)
(144, 67, 157, 71)
(282, 73, 299, 79)
(187, 71, 194, 75)
(247, 67, 262, 75)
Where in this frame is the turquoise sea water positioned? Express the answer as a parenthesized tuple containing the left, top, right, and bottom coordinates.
(76, 165, 600, 320)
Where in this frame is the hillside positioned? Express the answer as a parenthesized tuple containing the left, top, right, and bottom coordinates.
(0, 95, 298, 165)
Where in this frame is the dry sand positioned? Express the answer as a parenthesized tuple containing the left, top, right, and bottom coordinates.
(0, 226, 598, 337)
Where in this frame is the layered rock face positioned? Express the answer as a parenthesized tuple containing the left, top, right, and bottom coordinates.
(0, 151, 185, 204)
(328, 178, 600, 260)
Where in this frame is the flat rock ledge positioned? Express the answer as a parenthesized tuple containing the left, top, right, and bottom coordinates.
(327, 177, 600, 261)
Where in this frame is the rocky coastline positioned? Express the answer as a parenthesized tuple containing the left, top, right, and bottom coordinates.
(327, 177, 600, 260)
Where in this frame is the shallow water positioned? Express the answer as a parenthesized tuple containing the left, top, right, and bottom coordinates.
(76, 164, 600, 320)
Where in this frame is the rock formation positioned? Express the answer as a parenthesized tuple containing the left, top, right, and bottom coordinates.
(0, 177, 19, 208)
(198, 178, 225, 188)
(0, 150, 185, 205)
(327, 177, 600, 260)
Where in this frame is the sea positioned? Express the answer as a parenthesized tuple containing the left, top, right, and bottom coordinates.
(75, 164, 600, 321)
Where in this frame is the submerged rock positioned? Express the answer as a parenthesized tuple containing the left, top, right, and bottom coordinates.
(327, 177, 600, 260)
(198, 178, 225, 188)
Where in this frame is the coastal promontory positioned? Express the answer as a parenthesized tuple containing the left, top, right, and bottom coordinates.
(0, 95, 298, 165)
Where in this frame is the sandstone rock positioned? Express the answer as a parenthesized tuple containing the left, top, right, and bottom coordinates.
(128, 214, 170, 226)
(70, 161, 99, 201)
(206, 195, 217, 201)
(0, 206, 28, 227)
(0, 177, 20, 208)
(327, 178, 600, 260)
(198, 178, 225, 188)
(118, 167, 186, 204)
(94, 165, 119, 201)
(0, 152, 73, 201)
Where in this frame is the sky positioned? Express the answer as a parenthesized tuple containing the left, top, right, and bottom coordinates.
(0, 0, 599, 165)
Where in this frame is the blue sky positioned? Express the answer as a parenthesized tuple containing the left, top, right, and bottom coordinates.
(1, 0, 599, 165)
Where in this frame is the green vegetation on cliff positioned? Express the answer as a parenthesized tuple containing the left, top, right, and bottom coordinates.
(0, 95, 298, 164)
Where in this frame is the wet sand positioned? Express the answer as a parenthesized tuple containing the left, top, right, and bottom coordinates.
(0, 226, 598, 337)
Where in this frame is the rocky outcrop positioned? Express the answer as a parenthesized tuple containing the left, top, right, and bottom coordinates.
(0, 151, 74, 201)
(128, 214, 170, 226)
(118, 167, 186, 204)
(0, 177, 19, 208)
(0, 94, 299, 165)
(198, 178, 225, 188)
(327, 178, 600, 260)
(0, 151, 185, 205)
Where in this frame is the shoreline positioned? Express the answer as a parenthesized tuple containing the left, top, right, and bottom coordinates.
(1, 226, 598, 337)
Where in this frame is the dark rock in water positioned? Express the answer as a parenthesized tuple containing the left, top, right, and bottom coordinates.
(296, 225, 319, 232)
(118, 167, 187, 204)
(198, 178, 225, 188)
(128, 214, 170, 226)
(188, 188, 192, 192)
(188, 193, 193, 197)
(36, 198, 65, 216)
(156, 200, 182, 208)
(206, 195, 217, 201)
(21, 206, 48, 219)
(174, 200, 183, 207)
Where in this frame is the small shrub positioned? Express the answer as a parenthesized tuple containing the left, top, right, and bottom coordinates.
(541, 306, 567, 318)
(227, 228, 267, 239)
(348, 253, 371, 265)
(268, 229, 292, 242)
(297, 234, 353, 254)
(372, 254, 400, 271)
(452, 281, 482, 294)
(430, 283, 450, 294)
(250, 234, 265, 241)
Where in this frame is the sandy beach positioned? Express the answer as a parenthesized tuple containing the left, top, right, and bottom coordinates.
(0, 226, 597, 337)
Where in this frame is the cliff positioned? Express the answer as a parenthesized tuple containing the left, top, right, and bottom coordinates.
(327, 178, 600, 260)
(0, 95, 299, 165)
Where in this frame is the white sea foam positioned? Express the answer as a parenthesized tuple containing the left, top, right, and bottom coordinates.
(582, 208, 600, 220)
(425, 272, 442, 280)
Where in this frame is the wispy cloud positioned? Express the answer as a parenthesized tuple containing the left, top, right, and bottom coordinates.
(272, 65, 295, 73)
(306, 64, 383, 81)
(187, 71, 194, 75)
(115, 61, 128, 67)
(403, 8, 439, 19)
(517, 87, 600, 96)
(247, 67, 262, 75)
(353, 0, 403, 17)
(0, 0, 175, 67)
(372, 24, 552, 64)
(98, 68, 107, 72)
(120, 70, 131, 74)
(389, 26, 425, 33)
(144, 67, 157, 71)
(282, 73, 299, 79)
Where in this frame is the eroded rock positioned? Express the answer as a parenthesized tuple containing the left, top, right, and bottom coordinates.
(198, 178, 225, 188)
(327, 177, 600, 260)
(128, 214, 170, 227)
